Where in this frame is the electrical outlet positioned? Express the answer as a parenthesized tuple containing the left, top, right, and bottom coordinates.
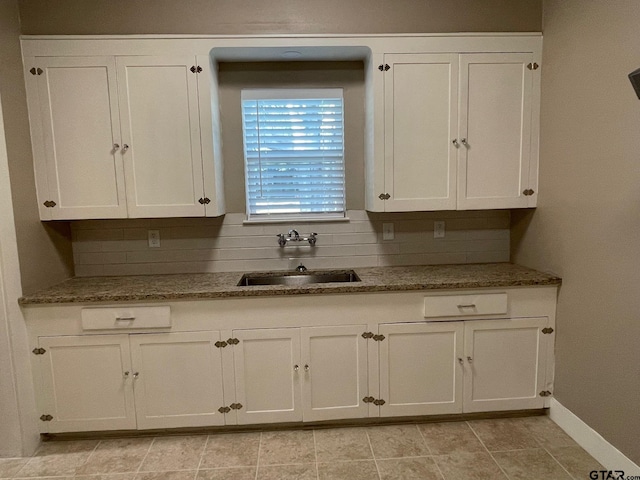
(148, 230, 161, 248)
(434, 221, 445, 239)
(382, 223, 394, 241)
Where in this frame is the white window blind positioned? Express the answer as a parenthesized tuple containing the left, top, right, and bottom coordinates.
(241, 89, 345, 221)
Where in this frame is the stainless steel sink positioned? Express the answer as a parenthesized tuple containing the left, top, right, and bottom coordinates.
(237, 270, 361, 286)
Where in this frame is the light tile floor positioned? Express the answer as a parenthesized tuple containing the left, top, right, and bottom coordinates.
(0, 416, 605, 480)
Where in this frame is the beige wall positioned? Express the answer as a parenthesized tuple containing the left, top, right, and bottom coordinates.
(0, 0, 74, 295)
(512, 0, 640, 464)
(17, 0, 541, 35)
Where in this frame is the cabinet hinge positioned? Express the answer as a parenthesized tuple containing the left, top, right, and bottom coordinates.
(30, 67, 43, 75)
(527, 62, 540, 70)
(542, 327, 554, 334)
(373, 334, 385, 342)
(229, 402, 243, 410)
(522, 189, 535, 196)
(361, 332, 374, 339)
(378, 193, 390, 200)
(32, 347, 46, 355)
(378, 64, 390, 72)
(218, 406, 231, 414)
(214, 340, 227, 348)
(539, 390, 552, 397)
(226, 338, 239, 345)
(43, 200, 57, 208)
(363, 396, 375, 403)
(40, 414, 53, 421)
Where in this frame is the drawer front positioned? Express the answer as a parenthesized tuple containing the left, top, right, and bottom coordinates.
(82, 305, 171, 330)
(424, 293, 507, 319)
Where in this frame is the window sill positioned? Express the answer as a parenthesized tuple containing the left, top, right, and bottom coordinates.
(243, 216, 350, 225)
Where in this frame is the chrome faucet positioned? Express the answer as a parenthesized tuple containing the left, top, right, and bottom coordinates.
(296, 263, 307, 273)
(277, 230, 318, 247)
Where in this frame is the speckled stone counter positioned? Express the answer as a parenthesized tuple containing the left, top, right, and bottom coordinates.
(19, 263, 561, 305)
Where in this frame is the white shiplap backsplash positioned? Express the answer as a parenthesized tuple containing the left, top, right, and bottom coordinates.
(71, 210, 510, 276)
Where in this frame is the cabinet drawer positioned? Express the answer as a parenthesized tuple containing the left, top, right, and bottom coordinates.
(81, 306, 171, 330)
(424, 293, 507, 319)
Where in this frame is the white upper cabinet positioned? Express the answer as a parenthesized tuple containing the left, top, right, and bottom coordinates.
(457, 54, 534, 209)
(29, 57, 127, 220)
(25, 54, 224, 220)
(383, 54, 458, 211)
(371, 49, 539, 212)
(117, 56, 206, 218)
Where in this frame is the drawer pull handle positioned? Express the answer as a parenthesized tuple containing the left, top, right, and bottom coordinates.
(115, 316, 136, 321)
(457, 304, 476, 309)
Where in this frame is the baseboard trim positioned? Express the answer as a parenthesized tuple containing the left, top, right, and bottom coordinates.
(550, 398, 639, 475)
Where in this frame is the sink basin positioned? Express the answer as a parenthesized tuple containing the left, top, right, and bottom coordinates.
(237, 270, 361, 286)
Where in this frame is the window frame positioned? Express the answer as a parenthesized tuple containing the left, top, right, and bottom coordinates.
(240, 88, 346, 223)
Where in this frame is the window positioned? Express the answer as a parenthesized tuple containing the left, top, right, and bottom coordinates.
(241, 89, 345, 222)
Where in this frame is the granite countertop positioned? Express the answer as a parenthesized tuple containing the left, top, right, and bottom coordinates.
(18, 263, 561, 305)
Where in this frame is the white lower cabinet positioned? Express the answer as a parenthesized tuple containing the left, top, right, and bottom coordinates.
(377, 317, 549, 417)
(231, 325, 368, 424)
(38, 335, 136, 433)
(37, 332, 225, 432)
(378, 322, 464, 417)
(462, 317, 548, 412)
(129, 332, 225, 429)
(29, 288, 556, 433)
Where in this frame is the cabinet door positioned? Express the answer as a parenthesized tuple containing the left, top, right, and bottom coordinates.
(458, 53, 534, 209)
(300, 325, 368, 422)
(383, 54, 458, 211)
(379, 322, 464, 416)
(232, 328, 302, 424)
(463, 317, 548, 412)
(37, 335, 135, 433)
(32, 57, 127, 220)
(116, 56, 205, 217)
(129, 331, 225, 429)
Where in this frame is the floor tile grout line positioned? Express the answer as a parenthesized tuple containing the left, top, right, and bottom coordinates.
(193, 434, 209, 480)
(311, 429, 319, 480)
(134, 436, 155, 477)
(76, 440, 102, 473)
(466, 421, 511, 479)
(415, 422, 435, 456)
(254, 432, 262, 480)
(465, 420, 492, 455)
(542, 446, 580, 480)
(416, 424, 446, 480)
(364, 428, 382, 480)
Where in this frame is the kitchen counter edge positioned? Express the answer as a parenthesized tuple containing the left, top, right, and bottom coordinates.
(18, 263, 561, 305)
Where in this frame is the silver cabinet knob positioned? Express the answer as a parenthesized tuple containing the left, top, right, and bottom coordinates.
(304, 364, 310, 372)
(294, 365, 299, 371)
(113, 143, 120, 151)
(132, 372, 139, 378)
(122, 144, 129, 153)
(458, 358, 464, 365)
(466, 356, 473, 363)
(461, 138, 468, 146)
(123, 371, 130, 378)
(452, 139, 460, 147)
